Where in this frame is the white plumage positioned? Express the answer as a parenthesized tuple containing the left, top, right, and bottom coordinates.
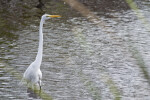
(22, 14, 61, 90)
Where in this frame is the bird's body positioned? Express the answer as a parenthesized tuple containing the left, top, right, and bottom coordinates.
(22, 14, 61, 90)
(23, 62, 42, 87)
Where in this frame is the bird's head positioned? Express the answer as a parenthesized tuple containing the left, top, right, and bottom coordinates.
(42, 14, 61, 21)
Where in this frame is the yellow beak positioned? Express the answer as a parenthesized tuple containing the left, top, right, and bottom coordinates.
(47, 15, 61, 18)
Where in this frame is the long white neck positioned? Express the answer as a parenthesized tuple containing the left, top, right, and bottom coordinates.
(35, 19, 44, 68)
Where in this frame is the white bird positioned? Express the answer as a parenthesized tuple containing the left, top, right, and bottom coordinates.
(22, 14, 61, 90)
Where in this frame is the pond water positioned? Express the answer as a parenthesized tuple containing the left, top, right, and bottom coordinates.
(0, 0, 150, 100)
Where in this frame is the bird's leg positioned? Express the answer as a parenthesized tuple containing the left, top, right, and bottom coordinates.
(38, 80, 42, 90)
(39, 85, 41, 91)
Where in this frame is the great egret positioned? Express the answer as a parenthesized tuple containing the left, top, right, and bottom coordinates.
(22, 14, 61, 90)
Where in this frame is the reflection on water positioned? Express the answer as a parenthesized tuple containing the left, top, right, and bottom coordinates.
(0, 0, 150, 100)
(27, 88, 40, 99)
